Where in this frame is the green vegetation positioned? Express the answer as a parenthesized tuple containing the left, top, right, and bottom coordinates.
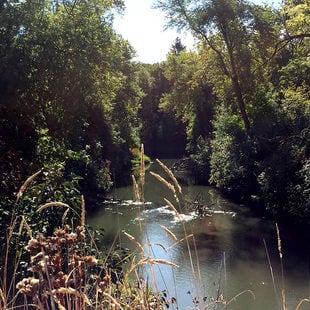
(153, 0, 310, 229)
(0, 0, 141, 206)
(0, 0, 309, 306)
(1, 156, 309, 309)
(0, 173, 164, 309)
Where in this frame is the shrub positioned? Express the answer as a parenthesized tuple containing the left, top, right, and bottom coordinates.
(209, 107, 257, 202)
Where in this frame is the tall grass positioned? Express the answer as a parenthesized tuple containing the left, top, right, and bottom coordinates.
(264, 224, 310, 310)
(0, 196, 165, 309)
(1, 145, 309, 309)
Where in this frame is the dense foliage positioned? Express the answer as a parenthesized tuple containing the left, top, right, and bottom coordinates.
(0, 0, 143, 270)
(138, 62, 187, 158)
(154, 0, 310, 228)
(1, 0, 309, 266)
(0, 0, 142, 204)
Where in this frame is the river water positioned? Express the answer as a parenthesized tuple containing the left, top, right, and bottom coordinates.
(87, 160, 309, 309)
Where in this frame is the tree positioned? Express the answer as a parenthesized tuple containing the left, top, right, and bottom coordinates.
(137, 62, 187, 157)
(170, 36, 186, 55)
(160, 49, 214, 152)
(155, 0, 259, 133)
(253, 0, 310, 224)
(0, 0, 142, 201)
(268, 0, 310, 60)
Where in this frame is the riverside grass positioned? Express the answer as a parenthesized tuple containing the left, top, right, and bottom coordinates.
(1, 146, 309, 309)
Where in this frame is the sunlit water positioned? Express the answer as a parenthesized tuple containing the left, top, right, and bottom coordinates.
(87, 160, 309, 309)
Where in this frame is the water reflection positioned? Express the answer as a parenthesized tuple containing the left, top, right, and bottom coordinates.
(87, 161, 309, 309)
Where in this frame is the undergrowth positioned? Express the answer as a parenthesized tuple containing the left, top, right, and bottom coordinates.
(0, 144, 309, 309)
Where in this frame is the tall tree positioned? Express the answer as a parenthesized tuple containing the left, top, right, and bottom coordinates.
(155, 0, 279, 134)
(160, 49, 214, 152)
(0, 0, 143, 197)
(170, 36, 186, 55)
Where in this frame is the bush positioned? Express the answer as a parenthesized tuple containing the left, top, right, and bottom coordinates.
(209, 107, 258, 202)
(190, 136, 212, 184)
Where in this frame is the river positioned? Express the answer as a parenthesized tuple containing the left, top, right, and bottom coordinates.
(87, 159, 309, 309)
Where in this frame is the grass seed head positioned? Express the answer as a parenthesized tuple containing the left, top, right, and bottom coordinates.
(149, 172, 176, 194)
(161, 225, 178, 242)
(156, 159, 182, 194)
(37, 202, 70, 212)
(16, 169, 42, 201)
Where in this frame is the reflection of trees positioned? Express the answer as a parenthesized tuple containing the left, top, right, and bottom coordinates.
(88, 182, 309, 308)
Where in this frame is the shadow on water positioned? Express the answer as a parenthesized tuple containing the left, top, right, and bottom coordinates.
(87, 159, 310, 310)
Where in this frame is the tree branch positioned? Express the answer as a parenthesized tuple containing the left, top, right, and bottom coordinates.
(175, 0, 231, 77)
(267, 33, 310, 63)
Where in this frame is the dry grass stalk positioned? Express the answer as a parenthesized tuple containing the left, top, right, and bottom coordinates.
(153, 243, 168, 252)
(282, 289, 288, 310)
(18, 216, 33, 238)
(276, 224, 287, 310)
(123, 231, 144, 256)
(148, 259, 179, 268)
(42, 250, 56, 310)
(164, 198, 199, 299)
(192, 233, 204, 298)
(167, 234, 194, 251)
(54, 299, 66, 310)
(160, 225, 177, 242)
(37, 201, 70, 212)
(131, 175, 140, 202)
(140, 144, 145, 202)
(295, 298, 310, 310)
(156, 159, 182, 194)
(140, 144, 145, 187)
(276, 223, 283, 259)
(226, 289, 256, 306)
(150, 172, 175, 194)
(125, 257, 148, 279)
(52, 287, 92, 306)
(126, 256, 178, 281)
(61, 207, 70, 225)
(16, 169, 42, 201)
(102, 292, 123, 310)
(150, 168, 182, 206)
(263, 238, 279, 306)
(0, 288, 6, 310)
(3, 216, 18, 299)
(164, 198, 181, 221)
(81, 195, 85, 231)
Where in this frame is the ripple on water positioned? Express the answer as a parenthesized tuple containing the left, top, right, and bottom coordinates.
(140, 205, 197, 224)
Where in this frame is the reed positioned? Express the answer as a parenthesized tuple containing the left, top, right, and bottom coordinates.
(37, 201, 70, 212)
(81, 195, 85, 231)
(123, 231, 145, 256)
(160, 225, 177, 242)
(155, 159, 182, 194)
(131, 174, 140, 202)
(295, 298, 310, 310)
(16, 169, 42, 202)
(149, 171, 176, 195)
(18, 216, 32, 239)
(276, 223, 287, 310)
(140, 144, 145, 190)
(148, 161, 205, 307)
(1, 148, 309, 309)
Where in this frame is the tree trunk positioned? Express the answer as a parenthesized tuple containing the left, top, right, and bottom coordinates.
(226, 42, 251, 134)
(231, 73, 251, 134)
